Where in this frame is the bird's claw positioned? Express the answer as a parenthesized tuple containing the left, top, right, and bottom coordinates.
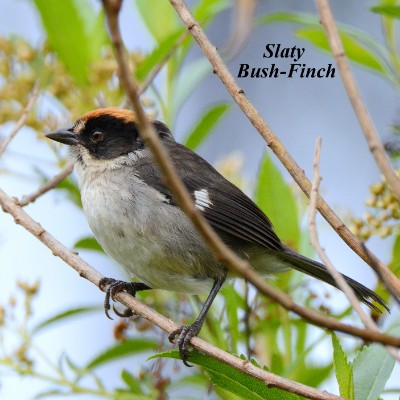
(113, 304, 134, 318)
(169, 324, 200, 367)
(99, 277, 138, 319)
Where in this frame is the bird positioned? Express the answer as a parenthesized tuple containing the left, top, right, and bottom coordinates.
(46, 107, 388, 366)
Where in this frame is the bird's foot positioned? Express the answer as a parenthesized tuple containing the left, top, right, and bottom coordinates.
(99, 278, 150, 319)
(168, 322, 201, 367)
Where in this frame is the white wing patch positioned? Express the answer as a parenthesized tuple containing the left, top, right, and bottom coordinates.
(194, 189, 213, 211)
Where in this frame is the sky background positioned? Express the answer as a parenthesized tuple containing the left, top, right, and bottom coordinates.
(0, 0, 399, 399)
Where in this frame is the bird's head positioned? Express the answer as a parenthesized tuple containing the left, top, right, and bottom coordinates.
(46, 107, 172, 164)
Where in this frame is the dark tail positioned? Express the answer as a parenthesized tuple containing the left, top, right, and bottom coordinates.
(279, 246, 389, 313)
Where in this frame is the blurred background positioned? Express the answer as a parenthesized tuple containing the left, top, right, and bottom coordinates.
(0, 0, 399, 399)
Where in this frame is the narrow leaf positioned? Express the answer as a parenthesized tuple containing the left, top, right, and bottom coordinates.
(87, 338, 158, 370)
(135, 0, 179, 42)
(56, 178, 82, 208)
(294, 365, 333, 389)
(371, 6, 400, 18)
(33, 306, 101, 334)
(33, 0, 106, 85)
(64, 354, 82, 375)
(295, 27, 386, 75)
(121, 369, 144, 394)
(331, 333, 353, 399)
(172, 58, 211, 116)
(74, 236, 104, 253)
(255, 152, 300, 249)
(193, 0, 231, 21)
(151, 351, 301, 399)
(114, 393, 152, 400)
(220, 285, 240, 352)
(258, 11, 321, 26)
(135, 29, 184, 82)
(183, 103, 230, 150)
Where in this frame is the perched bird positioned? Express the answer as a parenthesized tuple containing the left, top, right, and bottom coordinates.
(46, 107, 387, 365)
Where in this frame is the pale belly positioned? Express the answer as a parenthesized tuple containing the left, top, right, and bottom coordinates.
(80, 174, 217, 294)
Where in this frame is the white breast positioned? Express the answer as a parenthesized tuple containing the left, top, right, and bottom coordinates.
(74, 156, 216, 294)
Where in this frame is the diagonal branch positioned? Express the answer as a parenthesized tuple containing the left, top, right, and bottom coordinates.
(100, 0, 400, 348)
(315, 0, 400, 201)
(0, 187, 343, 400)
(167, 0, 400, 302)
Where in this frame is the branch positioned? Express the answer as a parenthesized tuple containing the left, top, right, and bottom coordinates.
(18, 162, 74, 207)
(315, 0, 400, 201)
(101, 0, 400, 348)
(167, 0, 400, 301)
(0, 81, 40, 158)
(308, 138, 400, 362)
(0, 187, 343, 400)
(97, 0, 400, 353)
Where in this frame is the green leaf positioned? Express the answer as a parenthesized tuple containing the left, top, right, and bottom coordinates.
(56, 177, 82, 208)
(151, 350, 301, 399)
(135, 29, 184, 82)
(353, 342, 395, 400)
(373, 236, 400, 304)
(371, 6, 400, 18)
(114, 393, 152, 400)
(183, 103, 230, 150)
(173, 58, 212, 117)
(135, 0, 179, 42)
(258, 11, 321, 27)
(255, 152, 300, 249)
(64, 354, 82, 375)
(33, 305, 101, 334)
(220, 285, 241, 352)
(33, 0, 107, 85)
(297, 365, 333, 388)
(74, 236, 104, 253)
(331, 333, 353, 399)
(295, 27, 386, 75)
(86, 338, 158, 370)
(193, 0, 231, 22)
(172, 373, 210, 389)
(390, 235, 400, 272)
(121, 369, 144, 394)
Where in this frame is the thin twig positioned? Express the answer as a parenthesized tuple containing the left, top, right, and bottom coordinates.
(316, 0, 400, 201)
(167, 0, 400, 302)
(19, 162, 74, 207)
(308, 138, 400, 362)
(0, 187, 342, 400)
(309, 138, 375, 327)
(100, 0, 400, 348)
(0, 81, 40, 158)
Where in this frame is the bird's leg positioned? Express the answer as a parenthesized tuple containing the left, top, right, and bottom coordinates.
(169, 272, 227, 367)
(99, 277, 151, 319)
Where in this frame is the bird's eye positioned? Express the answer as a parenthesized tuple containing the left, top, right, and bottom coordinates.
(90, 131, 104, 143)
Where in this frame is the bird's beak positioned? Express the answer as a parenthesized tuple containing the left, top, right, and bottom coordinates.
(46, 128, 80, 146)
